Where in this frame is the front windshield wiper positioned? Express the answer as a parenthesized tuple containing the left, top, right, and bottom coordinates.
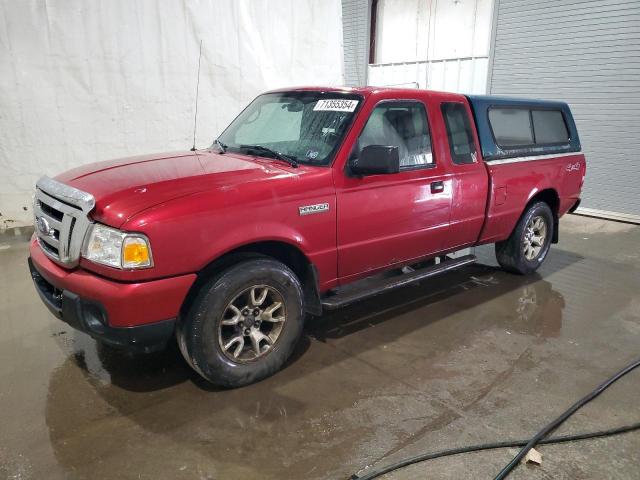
(214, 138, 228, 153)
(239, 144, 299, 168)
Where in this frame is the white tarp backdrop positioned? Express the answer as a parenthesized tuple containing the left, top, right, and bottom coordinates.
(0, 0, 344, 228)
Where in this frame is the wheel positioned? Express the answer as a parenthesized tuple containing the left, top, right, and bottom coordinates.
(495, 201, 554, 275)
(177, 258, 304, 387)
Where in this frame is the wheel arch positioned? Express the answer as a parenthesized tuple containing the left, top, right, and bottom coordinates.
(179, 240, 322, 320)
(526, 188, 560, 243)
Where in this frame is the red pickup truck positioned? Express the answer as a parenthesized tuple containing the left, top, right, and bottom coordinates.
(29, 87, 585, 387)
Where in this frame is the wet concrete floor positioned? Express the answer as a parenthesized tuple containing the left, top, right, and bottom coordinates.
(1, 214, 639, 479)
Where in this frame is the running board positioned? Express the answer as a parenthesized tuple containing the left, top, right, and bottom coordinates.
(321, 254, 477, 310)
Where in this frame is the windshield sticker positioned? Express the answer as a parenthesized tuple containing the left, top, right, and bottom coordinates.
(305, 149, 319, 159)
(314, 99, 359, 112)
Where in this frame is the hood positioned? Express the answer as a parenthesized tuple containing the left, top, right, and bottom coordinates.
(55, 150, 293, 227)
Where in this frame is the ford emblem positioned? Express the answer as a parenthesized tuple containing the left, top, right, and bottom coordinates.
(36, 216, 54, 237)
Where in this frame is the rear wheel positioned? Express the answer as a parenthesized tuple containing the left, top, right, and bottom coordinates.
(177, 258, 304, 387)
(495, 201, 554, 275)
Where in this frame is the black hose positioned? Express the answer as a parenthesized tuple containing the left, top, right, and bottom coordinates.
(350, 356, 640, 480)
(351, 422, 640, 480)
(494, 356, 640, 479)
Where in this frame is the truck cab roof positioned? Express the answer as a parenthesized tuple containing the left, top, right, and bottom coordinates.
(267, 87, 582, 162)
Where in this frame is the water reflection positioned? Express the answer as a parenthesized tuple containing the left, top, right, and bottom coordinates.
(44, 264, 567, 479)
(308, 265, 564, 343)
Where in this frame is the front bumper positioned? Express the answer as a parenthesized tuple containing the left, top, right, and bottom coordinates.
(29, 237, 196, 352)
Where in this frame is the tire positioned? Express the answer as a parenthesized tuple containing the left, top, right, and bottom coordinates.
(177, 258, 305, 388)
(495, 201, 554, 275)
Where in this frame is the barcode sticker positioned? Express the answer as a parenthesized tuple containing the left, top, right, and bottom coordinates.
(314, 99, 359, 112)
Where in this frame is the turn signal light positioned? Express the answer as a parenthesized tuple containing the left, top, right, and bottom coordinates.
(123, 237, 152, 268)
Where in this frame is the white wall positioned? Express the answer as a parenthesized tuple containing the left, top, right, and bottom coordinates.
(0, 0, 344, 229)
(369, 0, 493, 93)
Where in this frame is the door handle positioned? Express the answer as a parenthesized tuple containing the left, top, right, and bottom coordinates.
(431, 181, 445, 193)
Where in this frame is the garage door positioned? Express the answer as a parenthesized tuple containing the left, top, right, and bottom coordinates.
(488, 0, 640, 222)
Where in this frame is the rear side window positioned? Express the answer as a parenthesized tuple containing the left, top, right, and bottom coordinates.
(441, 102, 477, 164)
(488, 107, 570, 148)
(488, 108, 533, 146)
(532, 110, 569, 144)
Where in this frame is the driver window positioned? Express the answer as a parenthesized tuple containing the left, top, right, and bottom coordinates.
(357, 101, 433, 168)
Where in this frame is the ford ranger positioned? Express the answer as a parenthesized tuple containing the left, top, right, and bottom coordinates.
(28, 87, 585, 387)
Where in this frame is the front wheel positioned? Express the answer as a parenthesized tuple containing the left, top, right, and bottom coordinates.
(495, 201, 554, 275)
(177, 258, 305, 387)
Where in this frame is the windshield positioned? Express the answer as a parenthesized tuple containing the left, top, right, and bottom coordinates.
(217, 91, 362, 166)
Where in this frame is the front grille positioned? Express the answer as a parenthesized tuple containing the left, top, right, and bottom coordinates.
(39, 201, 64, 222)
(34, 177, 95, 268)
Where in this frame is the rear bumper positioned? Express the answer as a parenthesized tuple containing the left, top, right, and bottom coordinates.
(29, 237, 196, 351)
(568, 198, 581, 213)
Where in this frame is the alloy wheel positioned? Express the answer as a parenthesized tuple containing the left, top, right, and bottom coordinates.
(523, 215, 547, 261)
(218, 285, 286, 363)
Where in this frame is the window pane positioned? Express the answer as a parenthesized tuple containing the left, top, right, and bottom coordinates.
(234, 101, 302, 144)
(441, 103, 477, 165)
(220, 92, 361, 165)
(532, 110, 569, 144)
(488, 108, 533, 146)
(358, 102, 433, 168)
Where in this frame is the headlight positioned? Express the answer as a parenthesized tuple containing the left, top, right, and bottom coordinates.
(83, 223, 153, 269)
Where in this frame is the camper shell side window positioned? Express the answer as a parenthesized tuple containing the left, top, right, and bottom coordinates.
(466, 95, 581, 161)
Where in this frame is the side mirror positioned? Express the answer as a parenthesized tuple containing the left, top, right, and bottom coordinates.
(350, 145, 400, 176)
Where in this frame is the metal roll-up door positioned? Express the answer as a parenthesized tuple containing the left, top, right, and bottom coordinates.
(488, 0, 640, 222)
(342, 0, 371, 87)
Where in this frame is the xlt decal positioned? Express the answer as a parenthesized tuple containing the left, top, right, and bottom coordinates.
(299, 203, 329, 216)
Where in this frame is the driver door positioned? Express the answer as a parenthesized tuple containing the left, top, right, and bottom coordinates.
(335, 99, 452, 282)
